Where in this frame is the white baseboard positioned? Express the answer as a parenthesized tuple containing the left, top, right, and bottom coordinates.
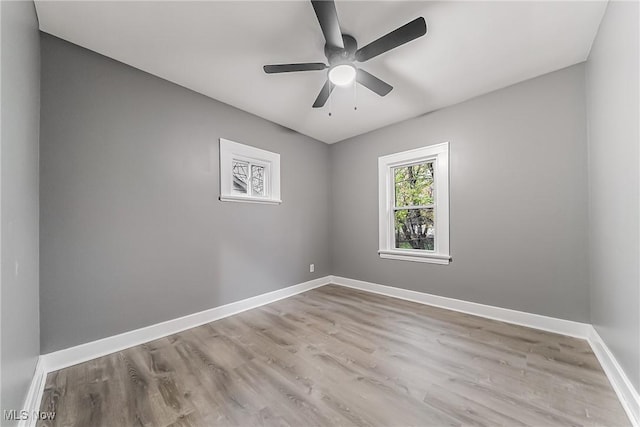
(329, 276, 591, 338)
(41, 276, 331, 373)
(329, 276, 637, 426)
(18, 356, 47, 427)
(20, 276, 326, 424)
(22, 274, 637, 427)
(588, 326, 640, 426)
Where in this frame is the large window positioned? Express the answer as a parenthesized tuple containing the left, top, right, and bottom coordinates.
(378, 143, 450, 264)
(220, 139, 281, 204)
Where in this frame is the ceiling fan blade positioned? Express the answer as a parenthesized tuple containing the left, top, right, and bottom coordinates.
(312, 79, 334, 108)
(263, 63, 327, 74)
(355, 17, 427, 62)
(311, 0, 344, 49)
(356, 69, 393, 96)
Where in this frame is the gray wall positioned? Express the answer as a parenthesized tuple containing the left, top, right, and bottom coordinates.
(40, 34, 330, 353)
(586, 1, 639, 392)
(1, 0, 41, 417)
(330, 64, 590, 322)
(33, 10, 640, 399)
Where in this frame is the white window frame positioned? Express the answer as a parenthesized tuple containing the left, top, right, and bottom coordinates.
(378, 142, 450, 264)
(219, 138, 281, 205)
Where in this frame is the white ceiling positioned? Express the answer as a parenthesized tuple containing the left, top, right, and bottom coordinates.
(34, 1, 607, 144)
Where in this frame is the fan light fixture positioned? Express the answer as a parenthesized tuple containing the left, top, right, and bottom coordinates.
(328, 64, 356, 86)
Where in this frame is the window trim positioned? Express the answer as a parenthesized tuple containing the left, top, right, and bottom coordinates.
(378, 142, 451, 264)
(219, 138, 281, 205)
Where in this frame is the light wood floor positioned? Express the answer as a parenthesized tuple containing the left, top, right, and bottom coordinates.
(39, 285, 630, 426)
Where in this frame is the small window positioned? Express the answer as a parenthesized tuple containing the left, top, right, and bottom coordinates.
(378, 143, 450, 264)
(220, 139, 281, 204)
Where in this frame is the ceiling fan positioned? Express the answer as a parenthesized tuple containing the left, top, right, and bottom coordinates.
(263, 1, 427, 108)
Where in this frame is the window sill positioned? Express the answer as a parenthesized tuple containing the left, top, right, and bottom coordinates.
(219, 195, 282, 205)
(378, 249, 451, 265)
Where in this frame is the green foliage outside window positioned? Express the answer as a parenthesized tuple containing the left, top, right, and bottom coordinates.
(394, 162, 435, 250)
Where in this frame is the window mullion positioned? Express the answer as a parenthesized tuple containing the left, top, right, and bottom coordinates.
(393, 204, 435, 211)
(247, 161, 253, 197)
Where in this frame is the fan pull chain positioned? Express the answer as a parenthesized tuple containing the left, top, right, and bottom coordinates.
(353, 80, 358, 111)
(328, 85, 333, 117)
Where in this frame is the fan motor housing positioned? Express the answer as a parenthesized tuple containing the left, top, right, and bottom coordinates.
(325, 34, 358, 65)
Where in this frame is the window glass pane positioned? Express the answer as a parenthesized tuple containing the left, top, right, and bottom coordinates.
(251, 164, 265, 196)
(232, 160, 248, 194)
(394, 162, 434, 207)
(394, 208, 434, 251)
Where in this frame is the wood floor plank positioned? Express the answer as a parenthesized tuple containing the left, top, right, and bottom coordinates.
(38, 285, 630, 426)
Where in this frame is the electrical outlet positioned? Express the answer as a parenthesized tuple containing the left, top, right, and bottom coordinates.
(309, 264, 315, 273)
